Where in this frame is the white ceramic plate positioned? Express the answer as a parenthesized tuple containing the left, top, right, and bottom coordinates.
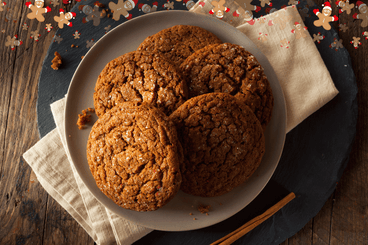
(64, 10, 286, 231)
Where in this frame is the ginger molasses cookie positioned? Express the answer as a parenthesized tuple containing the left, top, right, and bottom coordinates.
(94, 50, 187, 117)
(87, 103, 182, 211)
(169, 93, 265, 197)
(137, 25, 223, 69)
(180, 43, 274, 130)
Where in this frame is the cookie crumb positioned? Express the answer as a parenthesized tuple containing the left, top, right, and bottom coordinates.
(71, 44, 75, 48)
(51, 51, 62, 70)
(81, 56, 85, 59)
(189, 212, 193, 216)
(193, 218, 196, 220)
(198, 204, 211, 214)
(77, 108, 95, 129)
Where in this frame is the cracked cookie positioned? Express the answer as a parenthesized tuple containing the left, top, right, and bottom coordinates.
(93, 50, 188, 117)
(87, 103, 182, 211)
(169, 93, 265, 197)
(180, 43, 274, 130)
(137, 25, 223, 69)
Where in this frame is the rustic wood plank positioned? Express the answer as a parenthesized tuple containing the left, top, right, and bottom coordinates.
(0, 0, 49, 244)
(42, 197, 95, 245)
(312, 195, 334, 245)
(0, 0, 91, 244)
(327, 1, 368, 244)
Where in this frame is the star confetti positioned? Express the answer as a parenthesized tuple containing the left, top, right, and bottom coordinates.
(313, 32, 325, 43)
(350, 37, 361, 49)
(45, 23, 53, 32)
(30, 30, 41, 41)
(329, 38, 343, 51)
(53, 34, 63, 44)
(5, 35, 23, 50)
(73, 30, 81, 39)
(86, 39, 95, 48)
(339, 23, 348, 32)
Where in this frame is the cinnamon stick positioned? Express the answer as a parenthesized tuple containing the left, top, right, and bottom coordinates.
(211, 192, 296, 245)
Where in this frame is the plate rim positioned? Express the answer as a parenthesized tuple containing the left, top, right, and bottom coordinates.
(64, 10, 287, 231)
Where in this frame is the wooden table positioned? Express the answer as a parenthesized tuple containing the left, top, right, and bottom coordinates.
(0, 0, 366, 244)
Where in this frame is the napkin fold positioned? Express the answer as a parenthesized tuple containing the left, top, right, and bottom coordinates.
(23, 4, 338, 245)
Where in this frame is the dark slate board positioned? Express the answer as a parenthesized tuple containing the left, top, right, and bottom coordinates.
(37, 0, 358, 244)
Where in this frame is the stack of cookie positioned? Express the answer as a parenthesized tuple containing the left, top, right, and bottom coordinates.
(87, 25, 274, 211)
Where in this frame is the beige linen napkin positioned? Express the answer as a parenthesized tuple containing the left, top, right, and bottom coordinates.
(23, 5, 338, 245)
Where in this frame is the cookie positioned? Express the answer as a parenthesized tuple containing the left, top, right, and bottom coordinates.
(180, 43, 274, 130)
(87, 103, 182, 211)
(169, 93, 265, 197)
(137, 25, 223, 68)
(94, 50, 187, 117)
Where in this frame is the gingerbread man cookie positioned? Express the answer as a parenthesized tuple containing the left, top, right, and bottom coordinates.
(109, 0, 137, 21)
(260, 0, 271, 8)
(183, 0, 195, 10)
(291, 21, 308, 39)
(363, 31, 368, 40)
(280, 39, 290, 48)
(0, 0, 6, 12)
(163, 1, 174, 10)
(209, 0, 230, 19)
(25, 0, 51, 22)
(350, 37, 361, 49)
(339, 23, 348, 32)
(313, 2, 338, 31)
(241, 0, 261, 12)
(288, 0, 299, 5)
(79, 3, 106, 26)
(329, 38, 343, 51)
(54, 9, 76, 28)
(272, 9, 293, 30)
(5, 35, 23, 50)
(258, 32, 268, 42)
(138, 2, 158, 13)
(233, 8, 256, 25)
(353, 1, 368, 28)
(312, 32, 325, 43)
(336, 0, 354, 14)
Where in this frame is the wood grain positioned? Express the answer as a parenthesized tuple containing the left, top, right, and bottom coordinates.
(0, 0, 94, 244)
(0, 0, 366, 244)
